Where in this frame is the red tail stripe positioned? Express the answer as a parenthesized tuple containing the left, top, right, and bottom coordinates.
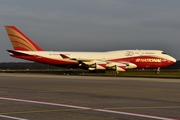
(7, 26, 43, 51)
(8, 34, 32, 47)
(11, 40, 34, 51)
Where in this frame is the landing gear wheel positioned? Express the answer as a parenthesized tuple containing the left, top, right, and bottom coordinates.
(156, 67, 160, 74)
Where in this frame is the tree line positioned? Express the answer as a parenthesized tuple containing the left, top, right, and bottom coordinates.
(0, 62, 59, 70)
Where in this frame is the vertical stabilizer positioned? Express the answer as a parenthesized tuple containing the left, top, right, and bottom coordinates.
(5, 26, 43, 51)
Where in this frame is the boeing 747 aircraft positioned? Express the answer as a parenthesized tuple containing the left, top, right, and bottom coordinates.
(5, 26, 176, 73)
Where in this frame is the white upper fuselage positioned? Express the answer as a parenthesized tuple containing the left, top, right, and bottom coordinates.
(15, 50, 175, 62)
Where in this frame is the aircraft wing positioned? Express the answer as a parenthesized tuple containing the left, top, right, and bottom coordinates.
(60, 54, 134, 71)
(60, 54, 98, 61)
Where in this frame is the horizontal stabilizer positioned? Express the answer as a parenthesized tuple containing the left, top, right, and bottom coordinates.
(7, 50, 32, 56)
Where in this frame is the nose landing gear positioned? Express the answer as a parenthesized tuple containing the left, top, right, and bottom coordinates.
(156, 67, 160, 74)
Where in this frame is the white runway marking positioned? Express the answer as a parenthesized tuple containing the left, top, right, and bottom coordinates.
(0, 114, 28, 120)
(0, 97, 176, 120)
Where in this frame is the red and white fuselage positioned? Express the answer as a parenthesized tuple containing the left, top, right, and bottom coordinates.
(8, 50, 176, 69)
(5, 26, 176, 72)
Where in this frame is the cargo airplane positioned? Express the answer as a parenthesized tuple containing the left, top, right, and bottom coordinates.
(5, 26, 176, 73)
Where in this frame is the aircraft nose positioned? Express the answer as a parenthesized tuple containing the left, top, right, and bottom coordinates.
(170, 57, 176, 63)
(171, 57, 176, 63)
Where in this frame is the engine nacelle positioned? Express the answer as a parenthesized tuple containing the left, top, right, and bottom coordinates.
(84, 61, 127, 71)
(115, 65, 126, 71)
(107, 63, 126, 71)
(88, 61, 106, 70)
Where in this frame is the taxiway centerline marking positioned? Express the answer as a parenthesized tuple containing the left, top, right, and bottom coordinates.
(0, 114, 28, 120)
(0, 109, 85, 115)
(0, 97, 176, 120)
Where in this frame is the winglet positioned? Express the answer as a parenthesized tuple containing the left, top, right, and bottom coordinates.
(4, 26, 43, 51)
(60, 54, 70, 59)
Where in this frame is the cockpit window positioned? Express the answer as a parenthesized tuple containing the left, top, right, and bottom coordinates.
(162, 52, 167, 54)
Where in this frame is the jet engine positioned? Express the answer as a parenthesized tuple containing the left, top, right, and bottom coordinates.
(107, 63, 126, 71)
(83, 61, 127, 72)
(88, 61, 107, 70)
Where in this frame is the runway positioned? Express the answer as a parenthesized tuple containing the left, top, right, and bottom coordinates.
(0, 73, 180, 120)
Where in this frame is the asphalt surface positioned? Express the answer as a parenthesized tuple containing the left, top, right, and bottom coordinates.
(0, 73, 180, 120)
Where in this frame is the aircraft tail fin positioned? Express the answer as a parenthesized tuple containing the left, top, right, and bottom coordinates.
(4, 26, 43, 51)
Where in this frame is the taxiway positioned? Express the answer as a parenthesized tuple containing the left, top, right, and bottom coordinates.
(0, 73, 179, 120)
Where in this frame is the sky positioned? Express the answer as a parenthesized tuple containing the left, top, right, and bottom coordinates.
(0, 0, 180, 62)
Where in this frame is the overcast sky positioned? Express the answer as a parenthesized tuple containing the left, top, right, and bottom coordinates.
(0, 0, 180, 62)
